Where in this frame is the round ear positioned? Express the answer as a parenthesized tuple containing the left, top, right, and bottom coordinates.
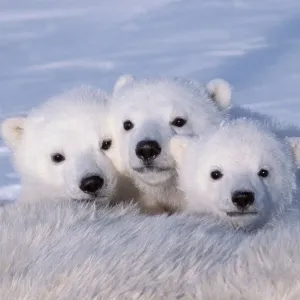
(169, 136, 191, 165)
(286, 137, 300, 163)
(206, 78, 232, 110)
(1, 117, 26, 149)
(113, 74, 135, 94)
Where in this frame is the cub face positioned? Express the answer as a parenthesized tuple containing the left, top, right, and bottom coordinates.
(170, 119, 300, 230)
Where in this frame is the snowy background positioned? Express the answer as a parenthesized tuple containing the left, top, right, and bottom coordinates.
(1, 0, 300, 200)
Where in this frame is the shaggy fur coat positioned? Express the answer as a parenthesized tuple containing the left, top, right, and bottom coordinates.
(1, 200, 300, 300)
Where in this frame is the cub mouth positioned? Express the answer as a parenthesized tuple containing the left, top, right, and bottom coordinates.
(72, 194, 108, 203)
(133, 166, 172, 173)
(226, 211, 258, 217)
(72, 197, 96, 203)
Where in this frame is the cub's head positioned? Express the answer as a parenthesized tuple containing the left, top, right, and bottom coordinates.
(170, 119, 300, 230)
(104, 74, 231, 188)
(1, 86, 117, 203)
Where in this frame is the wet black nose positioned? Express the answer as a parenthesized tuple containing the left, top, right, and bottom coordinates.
(80, 175, 104, 195)
(135, 140, 161, 162)
(231, 191, 255, 210)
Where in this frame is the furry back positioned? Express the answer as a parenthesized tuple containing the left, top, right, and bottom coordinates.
(1, 200, 300, 300)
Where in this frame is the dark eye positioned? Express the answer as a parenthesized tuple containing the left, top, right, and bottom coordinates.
(123, 120, 134, 131)
(171, 117, 187, 128)
(210, 170, 223, 180)
(101, 139, 112, 151)
(258, 169, 269, 178)
(51, 153, 65, 164)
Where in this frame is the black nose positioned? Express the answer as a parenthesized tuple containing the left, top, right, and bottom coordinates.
(80, 175, 104, 195)
(135, 140, 161, 162)
(231, 191, 255, 210)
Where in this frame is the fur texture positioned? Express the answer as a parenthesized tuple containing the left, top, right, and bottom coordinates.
(170, 119, 299, 230)
(105, 75, 229, 213)
(206, 77, 300, 138)
(0, 200, 300, 299)
(228, 105, 300, 138)
(1, 86, 138, 204)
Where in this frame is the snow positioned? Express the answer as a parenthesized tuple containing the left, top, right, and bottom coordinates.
(1, 0, 300, 201)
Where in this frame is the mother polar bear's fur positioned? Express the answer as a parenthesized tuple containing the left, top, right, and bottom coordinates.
(1, 200, 300, 300)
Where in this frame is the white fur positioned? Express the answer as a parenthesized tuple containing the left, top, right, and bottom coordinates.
(1, 117, 26, 149)
(1, 86, 136, 204)
(206, 78, 232, 109)
(171, 119, 299, 230)
(113, 74, 135, 93)
(105, 75, 227, 213)
(1, 199, 300, 299)
(228, 105, 300, 138)
(204, 78, 300, 140)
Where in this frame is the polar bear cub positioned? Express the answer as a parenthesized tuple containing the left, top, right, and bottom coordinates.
(170, 119, 300, 230)
(104, 75, 231, 213)
(1, 86, 123, 204)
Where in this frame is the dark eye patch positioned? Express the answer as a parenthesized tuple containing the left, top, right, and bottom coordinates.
(51, 153, 65, 164)
(123, 120, 134, 131)
(258, 169, 269, 178)
(171, 117, 187, 128)
(101, 139, 112, 150)
(210, 170, 223, 180)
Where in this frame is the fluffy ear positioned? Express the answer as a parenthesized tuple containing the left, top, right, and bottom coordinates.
(1, 117, 26, 149)
(206, 78, 232, 110)
(286, 137, 300, 163)
(113, 74, 135, 93)
(169, 136, 190, 165)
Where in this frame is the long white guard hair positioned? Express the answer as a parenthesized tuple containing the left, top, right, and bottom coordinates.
(0, 200, 300, 299)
